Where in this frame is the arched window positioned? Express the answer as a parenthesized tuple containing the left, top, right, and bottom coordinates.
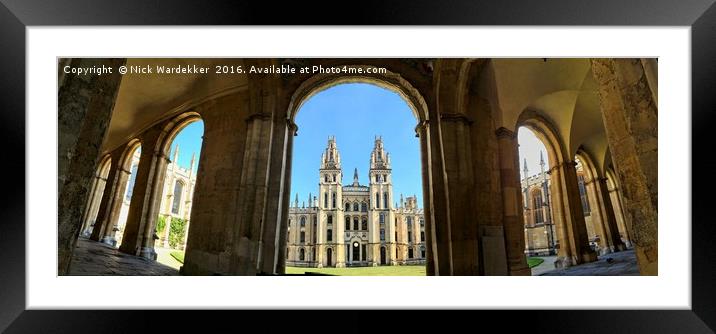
(332, 193, 336, 208)
(420, 230, 425, 241)
(172, 180, 184, 214)
(300, 216, 306, 227)
(324, 192, 328, 208)
(324, 174, 328, 183)
(353, 217, 359, 230)
(375, 175, 380, 183)
(380, 228, 385, 241)
(300, 231, 305, 243)
(408, 248, 414, 259)
(345, 202, 351, 211)
(375, 193, 380, 208)
(327, 228, 333, 242)
(379, 213, 385, 225)
(361, 217, 368, 230)
(361, 202, 367, 212)
(327, 215, 333, 226)
(353, 202, 359, 211)
(345, 217, 350, 230)
(332, 174, 336, 182)
(383, 192, 389, 209)
(299, 248, 305, 261)
(532, 191, 544, 224)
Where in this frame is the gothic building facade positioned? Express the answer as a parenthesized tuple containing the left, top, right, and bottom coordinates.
(521, 152, 633, 257)
(285, 137, 426, 267)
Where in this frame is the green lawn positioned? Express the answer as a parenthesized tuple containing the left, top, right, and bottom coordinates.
(286, 265, 426, 276)
(527, 257, 544, 268)
(170, 251, 185, 263)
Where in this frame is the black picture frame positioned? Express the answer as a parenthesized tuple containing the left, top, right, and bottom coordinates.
(1, 0, 714, 332)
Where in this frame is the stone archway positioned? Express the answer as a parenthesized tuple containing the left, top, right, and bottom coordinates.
(89, 138, 142, 247)
(279, 67, 433, 274)
(516, 111, 597, 267)
(117, 112, 203, 260)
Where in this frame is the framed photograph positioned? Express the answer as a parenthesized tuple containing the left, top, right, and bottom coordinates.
(2, 0, 714, 332)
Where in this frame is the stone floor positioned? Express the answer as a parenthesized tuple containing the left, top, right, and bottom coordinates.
(530, 255, 558, 276)
(538, 249, 639, 276)
(67, 238, 639, 276)
(67, 238, 179, 276)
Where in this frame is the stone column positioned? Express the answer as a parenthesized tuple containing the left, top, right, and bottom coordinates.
(440, 112, 481, 275)
(552, 161, 598, 266)
(229, 109, 275, 275)
(118, 128, 166, 260)
(594, 177, 627, 252)
(496, 127, 530, 276)
(609, 184, 633, 248)
(89, 152, 121, 242)
(79, 171, 107, 237)
(58, 58, 125, 275)
(260, 118, 296, 275)
(89, 145, 133, 247)
(181, 93, 248, 275)
(591, 59, 658, 275)
(583, 177, 610, 254)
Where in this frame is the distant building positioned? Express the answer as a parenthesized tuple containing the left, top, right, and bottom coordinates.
(286, 137, 425, 267)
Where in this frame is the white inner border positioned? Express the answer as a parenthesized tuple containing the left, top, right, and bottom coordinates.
(27, 27, 690, 309)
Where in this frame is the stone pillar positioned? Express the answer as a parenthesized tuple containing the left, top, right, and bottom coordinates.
(591, 59, 658, 275)
(79, 170, 107, 237)
(58, 58, 125, 274)
(496, 127, 530, 276)
(594, 177, 627, 252)
(229, 110, 275, 275)
(440, 112, 481, 275)
(609, 184, 633, 248)
(552, 161, 598, 266)
(583, 177, 610, 254)
(118, 128, 166, 260)
(181, 93, 248, 275)
(260, 118, 296, 275)
(89, 145, 132, 247)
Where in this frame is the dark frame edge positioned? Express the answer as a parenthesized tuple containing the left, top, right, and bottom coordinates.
(0, 1, 26, 333)
(691, 0, 716, 332)
(0, 0, 714, 332)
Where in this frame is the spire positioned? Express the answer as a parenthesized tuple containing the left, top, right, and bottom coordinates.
(294, 193, 299, 207)
(370, 135, 390, 169)
(308, 192, 312, 207)
(523, 157, 529, 179)
(353, 168, 360, 186)
(320, 136, 341, 169)
(173, 144, 180, 164)
(539, 151, 546, 176)
(189, 152, 196, 171)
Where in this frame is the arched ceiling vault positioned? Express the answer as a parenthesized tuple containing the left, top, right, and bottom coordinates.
(478, 58, 611, 174)
(101, 58, 249, 154)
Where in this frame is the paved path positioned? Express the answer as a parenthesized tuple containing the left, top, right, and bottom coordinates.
(531, 255, 558, 276)
(68, 238, 178, 276)
(538, 249, 639, 276)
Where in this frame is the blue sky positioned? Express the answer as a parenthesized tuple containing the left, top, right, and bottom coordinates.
(169, 121, 204, 173)
(291, 83, 422, 207)
(517, 127, 548, 178)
